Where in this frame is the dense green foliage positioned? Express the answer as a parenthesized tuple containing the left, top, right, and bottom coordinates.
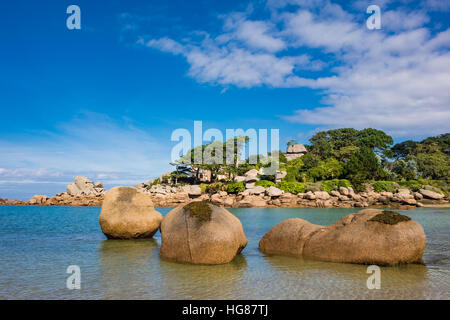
(226, 182, 245, 194)
(307, 158, 343, 181)
(255, 180, 276, 188)
(305, 182, 324, 192)
(165, 127, 448, 195)
(284, 158, 304, 182)
(309, 128, 393, 160)
(397, 180, 422, 192)
(322, 179, 352, 193)
(373, 181, 398, 193)
(205, 182, 226, 194)
(386, 133, 450, 181)
(276, 181, 306, 194)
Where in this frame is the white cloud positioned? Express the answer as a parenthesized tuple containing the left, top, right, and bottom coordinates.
(140, 0, 450, 137)
(382, 10, 429, 31)
(0, 112, 172, 191)
(219, 13, 286, 52)
(421, 0, 450, 11)
(144, 35, 315, 88)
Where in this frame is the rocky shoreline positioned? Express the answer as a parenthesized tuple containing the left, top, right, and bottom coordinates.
(2, 139, 449, 210)
(97, 187, 426, 265)
(1, 177, 449, 209)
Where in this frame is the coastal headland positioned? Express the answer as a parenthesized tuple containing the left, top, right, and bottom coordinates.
(0, 175, 448, 208)
(1, 130, 449, 209)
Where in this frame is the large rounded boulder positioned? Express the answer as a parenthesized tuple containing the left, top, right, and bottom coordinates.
(259, 209, 426, 265)
(160, 200, 248, 264)
(99, 187, 162, 239)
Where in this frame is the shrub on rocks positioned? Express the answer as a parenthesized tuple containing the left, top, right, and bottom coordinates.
(199, 183, 208, 194)
(397, 180, 422, 192)
(205, 182, 226, 194)
(305, 182, 323, 192)
(255, 180, 276, 188)
(227, 181, 245, 194)
(276, 181, 306, 194)
(322, 179, 352, 193)
(373, 181, 397, 193)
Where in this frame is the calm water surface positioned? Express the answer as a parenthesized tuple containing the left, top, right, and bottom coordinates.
(0, 206, 449, 299)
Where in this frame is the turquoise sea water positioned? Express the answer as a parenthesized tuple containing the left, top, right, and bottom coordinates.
(0, 206, 449, 299)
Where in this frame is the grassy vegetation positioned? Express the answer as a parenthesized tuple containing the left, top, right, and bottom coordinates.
(275, 181, 306, 194)
(226, 182, 245, 194)
(369, 210, 411, 225)
(373, 181, 398, 193)
(184, 201, 212, 222)
(322, 179, 352, 193)
(255, 180, 276, 188)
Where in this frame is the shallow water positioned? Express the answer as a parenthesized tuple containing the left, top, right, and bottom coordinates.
(0, 206, 448, 299)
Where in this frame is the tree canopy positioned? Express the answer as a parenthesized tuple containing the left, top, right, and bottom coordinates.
(165, 128, 449, 188)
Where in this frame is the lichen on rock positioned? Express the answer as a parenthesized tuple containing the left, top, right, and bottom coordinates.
(369, 210, 411, 225)
(184, 200, 213, 222)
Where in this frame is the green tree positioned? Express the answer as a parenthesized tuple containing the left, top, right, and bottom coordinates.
(356, 128, 394, 159)
(308, 128, 393, 161)
(392, 140, 419, 159)
(420, 133, 450, 155)
(345, 147, 381, 183)
(337, 145, 360, 162)
(284, 157, 304, 182)
(309, 128, 359, 159)
(306, 157, 343, 181)
(178, 136, 251, 183)
(169, 162, 191, 184)
(416, 151, 450, 180)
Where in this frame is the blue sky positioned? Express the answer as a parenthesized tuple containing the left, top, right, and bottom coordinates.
(0, 0, 449, 199)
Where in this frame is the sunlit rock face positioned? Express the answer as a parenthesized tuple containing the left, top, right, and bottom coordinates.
(259, 209, 426, 265)
(99, 187, 162, 239)
(160, 201, 248, 264)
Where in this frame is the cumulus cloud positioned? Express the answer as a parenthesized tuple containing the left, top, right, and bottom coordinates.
(139, 0, 450, 137)
(144, 34, 315, 88)
(219, 12, 286, 52)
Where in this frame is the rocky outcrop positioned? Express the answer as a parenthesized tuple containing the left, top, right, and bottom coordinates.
(188, 185, 202, 197)
(266, 186, 283, 197)
(248, 186, 265, 195)
(28, 195, 49, 205)
(2, 177, 449, 208)
(285, 144, 307, 161)
(259, 209, 426, 265)
(160, 201, 248, 264)
(99, 187, 162, 239)
(274, 171, 287, 183)
(66, 176, 106, 196)
(419, 189, 445, 200)
(237, 195, 268, 207)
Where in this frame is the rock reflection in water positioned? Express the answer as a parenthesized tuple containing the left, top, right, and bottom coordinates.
(158, 254, 248, 299)
(98, 239, 160, 299)
(259, 254, 432, 299)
